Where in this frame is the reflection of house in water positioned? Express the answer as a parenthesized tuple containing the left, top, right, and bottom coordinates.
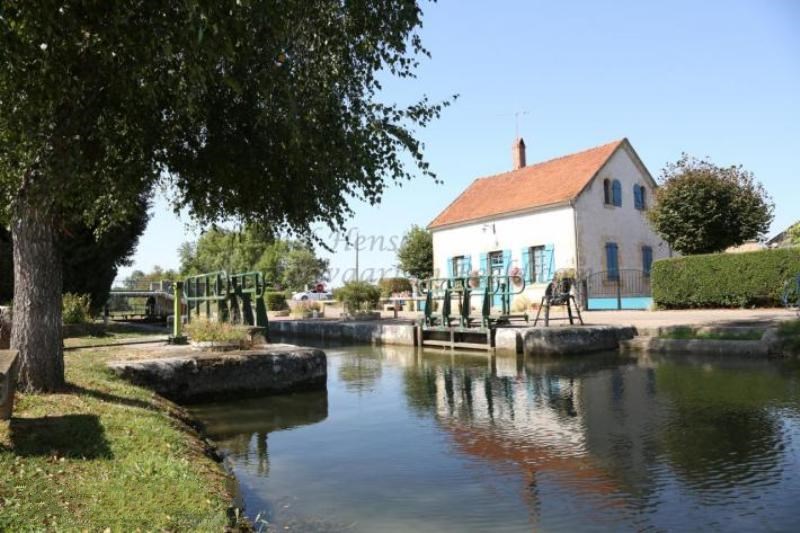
(190, 390, 328, 476)
(405, 352, 663, 524)
(401, 351, 792, 528)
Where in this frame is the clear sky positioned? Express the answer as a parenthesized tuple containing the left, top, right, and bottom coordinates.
(118, 0, 800, 286)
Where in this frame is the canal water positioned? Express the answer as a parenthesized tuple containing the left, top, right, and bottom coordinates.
(190, 342, 800, 532)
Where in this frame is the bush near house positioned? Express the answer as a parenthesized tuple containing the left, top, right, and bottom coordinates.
(334, 281, 381, 313)
(652, 248, 800, 308)
(62, 293, 92, 324)
(265, 291, 289, 311)
(377, 277, 413, 298)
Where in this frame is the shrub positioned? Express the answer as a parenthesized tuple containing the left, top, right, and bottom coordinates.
(377, 277, 413, 298)
(62, 293, 92, 324)
(265, 291, 289, 311)
(290, 301, 322, 318)
(185, 318, 248, 343)
(652, 248, 800, 308)
(334, 281, 381, 313)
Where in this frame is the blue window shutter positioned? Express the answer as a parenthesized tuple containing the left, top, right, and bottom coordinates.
(502, 250, 511, 275)
(446, 256, 453, 278)
(521, 248, 531, 282)
(640, 186, 646, 209)
(612, 180, 622, 207)
(479, 252, 487, 287)
(606, 243, 619, 279)
(633, 184, 641, 209)
(543, 244, 555, 281)
(464, 255, 472, 276)
(642, 246, 653, 275)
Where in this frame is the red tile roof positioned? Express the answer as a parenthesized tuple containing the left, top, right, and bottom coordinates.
(428, 139, 625, 229)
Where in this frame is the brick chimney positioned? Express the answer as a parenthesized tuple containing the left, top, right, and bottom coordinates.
(512, 137, 526, 170)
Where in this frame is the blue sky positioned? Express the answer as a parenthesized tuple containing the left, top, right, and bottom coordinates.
(118, 0, 800, 286)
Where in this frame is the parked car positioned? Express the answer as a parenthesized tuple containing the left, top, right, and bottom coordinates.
(291, 290, 333, 301)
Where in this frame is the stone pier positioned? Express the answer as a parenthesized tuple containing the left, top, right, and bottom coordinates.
(108, 344, 326, 403)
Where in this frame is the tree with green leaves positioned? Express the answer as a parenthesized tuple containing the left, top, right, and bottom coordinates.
(0, 1, 449, 390)
(61, 195, 151, 314)
(179, 226, 327, 290)
(397, 225, 433, 279)
(281, 247, 329, 291)
(786, 222, 800, 247)
(178, 225, 275, 276)
(648, 155, 774, 255)
(121, 266, 180, 289)
(0, 197, 150, 313)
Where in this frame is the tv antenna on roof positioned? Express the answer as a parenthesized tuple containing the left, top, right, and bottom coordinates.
(514, 110, 529, 139)
(498, 109, 530, 138)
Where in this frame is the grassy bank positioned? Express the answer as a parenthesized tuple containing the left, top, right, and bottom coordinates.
(658, 327, 764, 341)
(0, 342, 234, 530)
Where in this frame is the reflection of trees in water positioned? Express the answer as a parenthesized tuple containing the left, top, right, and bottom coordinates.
(191, 390, 328, 478)
(403, 364, 438, 415)
(656, 363, 789, 491)
(337, 353, 383, 393)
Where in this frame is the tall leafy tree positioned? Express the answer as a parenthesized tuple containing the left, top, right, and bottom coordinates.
(180, 226, 327, 290)
(179, 225, 275, 275)
(121, 266, 180, 288)
(61, 195, 151, 314)
(648, 155, 774, 255)
(786, 222, 800, 247)
(0, 199, 150, 313)
(0, 1, 448, 390)
(397, 225, 433, 279)
(281, 246, 329, 291)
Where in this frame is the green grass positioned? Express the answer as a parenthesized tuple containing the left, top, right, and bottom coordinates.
(0, 343, 234, 531)
(64, 322, 168, 349)
(659, 327, 763, 341)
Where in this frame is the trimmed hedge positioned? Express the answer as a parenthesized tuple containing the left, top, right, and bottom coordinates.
(652, 248, 800, 308)
(265, 291, 289, 311)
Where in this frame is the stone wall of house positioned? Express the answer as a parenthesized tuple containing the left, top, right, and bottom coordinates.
(574, 145, 671, 276)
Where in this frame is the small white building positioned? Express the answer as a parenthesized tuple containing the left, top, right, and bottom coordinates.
(428, 138, 671, 309)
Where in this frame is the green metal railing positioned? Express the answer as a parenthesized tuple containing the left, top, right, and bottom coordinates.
(419, 274, 528, 329)
(228, 271, 268, 328)
(184, 271, 229, 322)
(182, 270, 269, 330)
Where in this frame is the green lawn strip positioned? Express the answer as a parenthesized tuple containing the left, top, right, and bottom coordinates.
(0, 346, 233, 531)
(658, 327, 763, 341)
(64, 322, 169, 349)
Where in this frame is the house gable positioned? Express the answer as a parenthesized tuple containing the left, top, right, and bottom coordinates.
(428, 139, 625, 231)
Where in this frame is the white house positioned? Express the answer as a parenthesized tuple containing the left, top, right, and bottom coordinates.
(427, 138, 670, 309)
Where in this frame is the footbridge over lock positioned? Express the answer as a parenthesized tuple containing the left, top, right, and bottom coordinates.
(417, 273, 530, 351)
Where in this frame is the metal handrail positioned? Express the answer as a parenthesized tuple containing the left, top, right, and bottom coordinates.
(419, 274, 527, 296)
(183, 271, 229, 302)
(229, 271, 266, 297)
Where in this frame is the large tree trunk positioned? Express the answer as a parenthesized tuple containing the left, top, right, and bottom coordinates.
(11, 195, 64, 392)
